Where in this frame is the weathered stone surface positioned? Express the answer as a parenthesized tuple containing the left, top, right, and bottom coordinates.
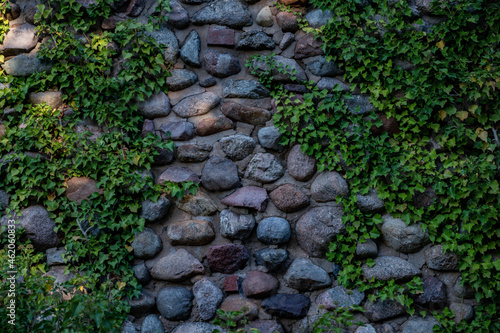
(133, 262, 151, 284)
(121, 320, 138, 333)
(201, 156, 239, 191)
(254, 248, 288, 271)
(147, 27, 179, 64)
(256, 6, 274, 27)
(306, 56, 342, 77)
(207, 244, 249, 273)
(141, 314, 164, 333)
(414, 276, 447, 309)
(196, 116, 234, 136)
(355, 325, 376, 333)
(262, 294, 310, 319)
(296, 206, 345, 257)
(138, 92, 171, 119)
(363, 299, 406, 322)
(425, 245, 459, 271)
(222, 80, 270, 99)
(251, 55, 307, 82)
(279, 0, 308, 5)
(157, 166, 199, 184)
(140, 196, 170, 223)
(199, 76, 216, 87)
(344, 95, 375, 115)
(243, 271, 279, 298)
(173, 323, 222, 333)
(450, 303, 473, 324)
(142, 119, 155, 138)
(357, 189, 385, 212)
(150, 146, 172, 165)
(362, 256, 420, 282)
(270, 184, 310, 213)
(219, 209, 255, 240)
(169, 1, 190, 29)
(18, 206, 61, 250)
(151, 249, 204, 281)
(167, 219, 215, 245)
(279, 32, 295, 50)
(237, 30, 275, 50)
(177, 144, 212, 162)
(157, 287, 193, 320)
(305, 9, 334, 28)
(284, 258, 331, 291)
(66, 177, 102, 204)
(220, 134, 256, 161)
(277, 11, 299, 32)
(1, 24, 38, 56)
(294, 33, 324, 59)
(316, 286, 365, 310)
(166, 69, 198, 91)
(207, 27, 235, 46)
(160, 121, 195, 140)
(380, 214, 429, 253)
(46, 247, 65, 266)
(172, 92, 220, 118)
(192, 0, 253, 29)
(220, 295, 258, 321)
(249, 320, 285, 333)
(180, 30, 201, 67)
(193, 278, 224, 320)
(317, 77, 350, 91)
(203, 50, 241, 78)
(221, 101, 271, 125)
(29, 91, 63, 109)
(221, 187, 268, 212)
(402, 317, 440, 333)
(355, 239, 378, 259)
(258, 126, 284, 151)
(311, 172, 349, 202)
(245, 153, 284, 183)
(257, 217, 291, 245)
(129, 290, 155, 317)
(132, 227, 163, 259)
(287, 145, 316, 181)
(224, 275, 240, 293)
(175, 191, 218, 216)
(126, 0, 145, 16)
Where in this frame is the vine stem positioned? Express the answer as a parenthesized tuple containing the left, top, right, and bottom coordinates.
(492, 127, 500, 147)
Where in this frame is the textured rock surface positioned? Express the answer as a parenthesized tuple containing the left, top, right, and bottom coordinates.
(414, 276, 447, 309)
(311, 172, 350, 202)
(203, 50, 241, 78)
(29, 91, 63, 109)
(18, 206, 61, 250)
(254, 248, 288, 271)
(173, 323, 222, 333)
(191, 0, 253, 28)
(287, 145, 317, 181)
(167, 219, 215, 245)
(258, 126, 284, 151)
(237, 30, 275, 50)
(262, 294, 311, 319)
(140, 196, 170, 223)
(363, 299, 406, 322)
(193, 278, 224, 320)
(172, 92, 220, 118)
(196, 115, 234, 136)
(357, 189, 385, 212)
(242, 271, 279, 298)
(362, 256, 420, 282)
(175, 191, 218, 216)
(284, 258, 331, 291)
(207, 244, 249, 273)
(157, 166, 200, 184)
(222, 80, 270, 98)
(141, 314, 164, 333)
(132, 227, 163, 259)
(425, 244, 460, 271)
(166, 69, 198, 91)
(222, 101, 272, 125)
(221, 186, 268, 212)
(2, 54, 52, 77)
(160, 121, 195, 141)
(220, 295, 259, 321)
(201, 156, 239, 191)
(316, 286, 365, 310)
(402, 317, 440, 333)
(66, 177, 102, 204)
(180, 30, 201, 67)
(219, 209, 255, 240)
(380, 215, 429, 253)
(219, 135, 256, 160)
(138, 92, 171, 118)
(151, 249, 204, 281)
(1, 24, 38, 56)
(157, 287, 193, 320)
(256, 217, 291, 245)
(245, 153, 284, 183)
(270, 184, 310, 212)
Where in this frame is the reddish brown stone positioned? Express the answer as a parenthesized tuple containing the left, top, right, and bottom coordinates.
(207, 27, 235, 46)
(242, 271, 279, 299)
(221, 186, 268, 212)
(220, 295, 258, 321)
(221, 101, 271, 126)
(277, 11, 299, 32)
(66, 177, 103, 204)
(101, 15, 124, 30)
(294, 33, 324, 59)
(270, 184, 310, 213)
(207, 244, 249, 274)
(370, 114, 400, 137)
(224, 275, 239, 293)
(196, 116, 234, 136)
(279, 0, 308, 5)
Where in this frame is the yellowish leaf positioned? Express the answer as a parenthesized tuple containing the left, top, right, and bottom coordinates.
(116, 281, 126, 290)
(438, 110, 447, 120)
(436, 40, 445, 50)
(469, 105, 478, 114)
(47, 192, 56, 201)
(125, 244, 133, 252)
(132, 154, 140, 166)
(455, 111, 468, 121)
(475, 128, 488, 142)
(79, 286, 85, 292)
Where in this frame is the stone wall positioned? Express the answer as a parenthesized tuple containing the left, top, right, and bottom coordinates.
(1, 0, 476, 332)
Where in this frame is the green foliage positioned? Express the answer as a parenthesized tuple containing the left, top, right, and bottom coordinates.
(212, 309, 263, 333)
(313, 305, 365, 333)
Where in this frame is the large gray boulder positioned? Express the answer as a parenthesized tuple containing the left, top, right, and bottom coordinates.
(380, 214, 429, 253)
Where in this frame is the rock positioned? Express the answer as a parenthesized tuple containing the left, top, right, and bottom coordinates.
(201, 156, 239, 191)
(344, 95, 375, 115)
(317, 286, 365, 310)
(160, 121, 195, 140)
(355, 239, 378, 259)
(363, 299, 406, 321)
(243, 271, 279, 298)
(305, 9, 333, 28)
(153, 147, 172, 165)
(362, 256, 420, 282)
(221, 186, 268, 212)
(66, 177, 102, 204)
(18, 206, 61, 250)
(254, 248, 288, 271)
(0, 190, 8, 213)
(294, 33, 324, 59)
(306, 56, 342, 77)
(454, 277, 475, 299)
(355, 325, 376, 333)
(425, 245, 459, 271)
(245, 153, 284, 183)
(249, 320, 285, 333)
(251, 55, 307, 82)
(220, 295, 258, 321)
(257, 217, 291, 245)
(151, 248, 205, 281)
(147, 27, 179, 64)
(270, 184, 310, 213)
(279, 0, 308, 5)
(402, 317, 440, 333)
(219, 209, 255, 240)
(166, 69, 198, 91)
(199, 77, 217, 87)
(317, 77, 351, 91)
(237, 30, 275, 50)
(279, 32, 295, 50)
(221, 101, 272, 125)
(450, 303, 473, 324)
(46, 247, 66, 266)
(4, 3, 20, 20)
(207, 26, 235, 46)
(311, 172, 349, 202)
(207, 244, 249, 273)
(167, 219, 215, 245)
(196, 116, 234, 136)
(122, 320, 138, 333)
(140, 196, 170, 223)
(203, 50, 241, 78)
(169, 1, 190, 29)
(256, 7, 274, 27)
(141, 314, 164, 333)
(177, 144, 212, 162)
(220, 135, 256, 160)
(222, 80, 270, 99)
(284, 258, 331, 291)
(193, 278, 224, 320)
(29, 91, 63, 109)
(414, 276, 447, 309)
(172, 92, 220, 118)
(126, 0, 145, 16)
(133, 262, 151, 284)
(0, 24, 38, 56)
(132, 227, 163, 259)
(157, 287, 193, 320)
(380, 215, 429, 253)
(157, 166, 199, 184)
(262, 294, 310, 319)
(357, 189, 385, 212)
(296, 206, 345, 257)
(138, 92, 171, 119)
(258, 126, 284, 151)
(175, 191, 218, 216)
(129, 290, 156, 316)
(180, 30, 201, 67)
(191, 0, 253, 29)
(277, 11, 299, 32)
(173, 323, 222, 333)
(142, 119, 155, 138)
(287, 145, 317, 181)
(224, 275, 240, 293)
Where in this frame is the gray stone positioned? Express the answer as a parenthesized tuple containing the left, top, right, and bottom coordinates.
(29, 91, 63, 109)
(287, 145, 317, 181)
(357, 189, 385, 212)
(262, 294, 310, 319)
(317, 77, 351, 92)
(133, 262, 151, 284)
(258, 126, 284, 151)
(311, 172, 350, 202)
(344, 95, 375, 115)
(306, 56, 342, 77)
(221, 186, 268, 212)
(284, 258, 331, 291)
(270, 184, 310, 213)
(305, 9, 334, 28)
(167, 219, 215, 245)
(151, 248, 204, 281)
(18, 206, 61, 250)
(147, 27, 179, 65)
(175, 191, 218, 216)
(355, 239, 378, 259)
(355, 325, 376, 333)
(0, 24, 38, 56)
(201, 156, 239, 191)
(169, 1, 190, 29)
(362, 256, 420, 282)
(180, 30, 201, 67)
(254, 248, 288, 271)
(296, 206, 345, 257)
(219, 209, 255, 240)
(380, 214, 429, 253)
(454, 277, 475, 299)
(173, 323, 223, 333)
(0, 190, 9, 213)
(177, 144, 212, 162)
(221, 101, 272, 125)
(415, 276, 447, 309)
(245, 153, 284, 183)
(46, 247, 66, 266)
(223, 80, 270, 99)
(157, 166, 199, 185)
(3, 54, 52, 77)
(138, 92, 171, 119)
(250, 320, 284, 333)
(172, 92, 220, 118)
(450, 303, 473, 324)
(121, 320, 138, 333)
(402, 317, 440, 333)
(279, 32, 295, 50)
(237, 30, 275, 50)
(193, 278, 224, 320)
(251, 55, 307, 82)
(166, 69, 198, 91)
(132, 227, 162, 259)
(219, 134, 256, 160)
(257, 217, 291, 245)
(316, 286, 365, 310)
(129, 290, 156, 316)
(199, 77, 217, 87)
(203, 50, 241, 78)
(363, 299, 406, 321)
(160, 121, 195, 141)
(425, 244, 459, 271)
(141, 314, 164, 333)
(256, 6, 274, 27)
(157, 287, 193, 320)
(191, 0, 252, 29)
(140, 196, 170, 223)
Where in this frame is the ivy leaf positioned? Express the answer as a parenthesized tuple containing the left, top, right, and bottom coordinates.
(436, 40, 445, 50)
(438, 110, 447, 120)
(475, 128, 488, 142)
(455, 111, 468, 121)
(116, 281, 126, 290)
